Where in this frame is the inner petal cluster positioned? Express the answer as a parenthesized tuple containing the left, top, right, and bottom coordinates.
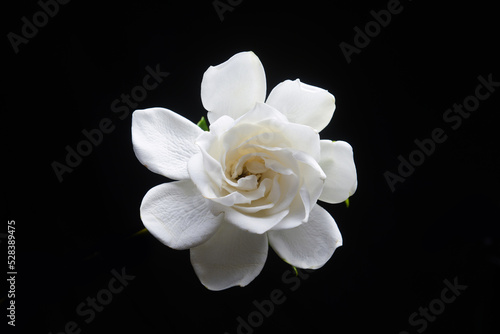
(188, 104, 326, 233)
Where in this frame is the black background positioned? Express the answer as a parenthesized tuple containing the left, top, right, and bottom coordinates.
(4, 0, 500, 333)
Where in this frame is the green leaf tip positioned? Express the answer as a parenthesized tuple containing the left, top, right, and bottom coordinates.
(197, 116, 209, 131)
(132, 228, 149, 237)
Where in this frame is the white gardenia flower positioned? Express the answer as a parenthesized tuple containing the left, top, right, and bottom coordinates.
(132, 51, 357, 291)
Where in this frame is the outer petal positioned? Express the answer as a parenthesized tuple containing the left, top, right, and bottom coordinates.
(190, 222, 268, 290)
(268, 204, 342, 269)
(201, 51, 266, 124)
(132, 107, 203, 180)
(266, 79, 336, 132)
(140, 180, 223, 250)
(318, 140, 357, 204)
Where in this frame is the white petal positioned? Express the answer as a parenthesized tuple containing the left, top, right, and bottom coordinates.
(208, 115, 235, 136)
(201, 51, 266, 124)
(225, 207, 289, 234)
(140, 180, 223, 250)
(268, 204, 342, 269)
(264, 157, 294, 175)
(270, 195, 306, 230)
(232, 178, 275, 213)
(318, 140, 357, 204)
(292, 150, 326, 221)
(187, 152, 220, 199)
(132, 107, 203, 180)
(232, 101, 288, 125)
(263, 166, 300, 216)
(219, 102, 321, 162)
(190, 222, 268, 290)
(266, 79, 336, 132)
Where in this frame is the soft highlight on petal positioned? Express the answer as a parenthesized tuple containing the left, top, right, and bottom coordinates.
(201, 51, 266, 124)
(132, 107, 203, 180)
(266, 79, 336, 132)
(268, 204, 342, 269)
(190, 222, 268, 290)
(140, 180, 223, 250)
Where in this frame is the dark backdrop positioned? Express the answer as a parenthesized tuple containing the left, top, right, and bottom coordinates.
(4, 0, 499, 333)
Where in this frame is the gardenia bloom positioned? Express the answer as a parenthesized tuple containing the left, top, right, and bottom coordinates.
(132, 51, 357, 291)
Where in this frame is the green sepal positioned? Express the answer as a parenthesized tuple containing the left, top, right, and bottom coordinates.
(281, 257, 299, 276)
(197, 116, 209, 131)
(131, 228, 149, 238)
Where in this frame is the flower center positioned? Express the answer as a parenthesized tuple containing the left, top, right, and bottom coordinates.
(225, 155, 271, 191)
(235, 168, 253, 180)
